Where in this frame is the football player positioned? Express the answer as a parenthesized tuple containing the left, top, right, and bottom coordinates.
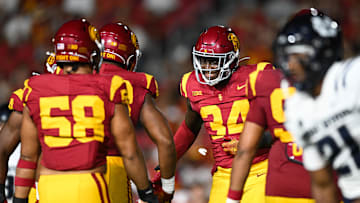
(226, 66, 316, 202)
(99, 23, 176, 203)
(153, 25, 275, 203)
(13, 19, 157, 203)
(275, 8, 359, 203)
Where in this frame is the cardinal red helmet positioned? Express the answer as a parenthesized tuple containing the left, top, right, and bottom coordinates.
(100, 22, 141, 71)
(52, 19, 103, 71)
(193, 25, 242, 86)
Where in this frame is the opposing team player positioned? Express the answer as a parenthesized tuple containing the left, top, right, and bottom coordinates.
(99, 23, 176, 203)
(157, 25, 275, 203)
(275, 8, 358, 203)
(13, 19, 157, 203)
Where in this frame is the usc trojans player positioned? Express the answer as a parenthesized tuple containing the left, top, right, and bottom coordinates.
(99, 23, 176, 203)
(13, 19, 157, 203)
(155, 25, 275, 203)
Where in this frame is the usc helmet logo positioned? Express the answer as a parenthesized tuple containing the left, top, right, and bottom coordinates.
(47, 53, 55, 66)
(131, 32, 139, 50)
(88, 25, 100, 42)
(228, 33, 240, 51)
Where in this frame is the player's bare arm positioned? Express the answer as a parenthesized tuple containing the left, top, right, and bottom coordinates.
(140, 94, 176, 179)
(14, 107, 40, 199)
(229, 121, 264, 192)
(309, 164, 339, 203)
(0, 111, 22, 184)
(111, 103, 150, 190)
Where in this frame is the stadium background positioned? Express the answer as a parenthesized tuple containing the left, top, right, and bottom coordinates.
(0, 0, 358, 202)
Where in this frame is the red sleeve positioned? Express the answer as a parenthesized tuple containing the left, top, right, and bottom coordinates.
(174, 121, 196, 160)
(246, 98, 267, 128)
(8, 88, 24, 112)
(144, 73, 159, 99)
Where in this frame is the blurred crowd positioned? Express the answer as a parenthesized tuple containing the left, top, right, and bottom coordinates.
(0, 0, 359, 202)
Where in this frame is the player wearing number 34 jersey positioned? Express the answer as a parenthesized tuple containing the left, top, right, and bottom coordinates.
(174, 24, 275, 203)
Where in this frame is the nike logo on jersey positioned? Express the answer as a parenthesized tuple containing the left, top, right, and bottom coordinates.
(237, 84, 246, 91)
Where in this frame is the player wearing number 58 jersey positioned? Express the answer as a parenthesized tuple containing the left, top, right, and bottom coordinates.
(13, 19, 157, 203)
(173, 25, 274, 203)
(99, 23, 176, 203)
(275, 9, 352, 203)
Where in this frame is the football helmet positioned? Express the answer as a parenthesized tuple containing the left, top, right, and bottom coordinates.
(273, 8, 343, 93)
(193, 25, 243, 86)
(52, 19, 103, 71)
(100, 22, 141, 72)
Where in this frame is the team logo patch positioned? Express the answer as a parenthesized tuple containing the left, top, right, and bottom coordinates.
(88, 25, 100, 42)
(228, 33, 240, 51)
(131, 32, 139, 50)
(192, 91, 202, 96)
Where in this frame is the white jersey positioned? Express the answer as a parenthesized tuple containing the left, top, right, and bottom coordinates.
(285, 56, 360, 199)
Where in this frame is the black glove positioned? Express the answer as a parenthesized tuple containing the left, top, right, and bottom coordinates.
(0, 184, 5, 203)
(138, 183, 159, 203)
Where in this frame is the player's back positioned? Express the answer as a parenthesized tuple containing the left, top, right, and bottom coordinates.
(246, 68, 313, 198)
(23, 73, 125, 171)
(100, 63, 158, 124)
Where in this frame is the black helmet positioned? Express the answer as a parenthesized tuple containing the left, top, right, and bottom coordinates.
(0, 103, 11, 123)
(273, 8, 343, 94)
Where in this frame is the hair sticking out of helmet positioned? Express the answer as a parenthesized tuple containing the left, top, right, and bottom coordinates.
(52, 19, 103, 72)
(192, 25, 247, 86)
(100, 22, 141, 72)
(273, 8, 343, 94)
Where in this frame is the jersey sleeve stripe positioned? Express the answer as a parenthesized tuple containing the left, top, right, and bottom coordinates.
(249, 62, 274, 97)
(144, 73, 153, 90)
(23, 79, 32, 103)
(181, 72, 192, 98)
(110, 75, 126, 102)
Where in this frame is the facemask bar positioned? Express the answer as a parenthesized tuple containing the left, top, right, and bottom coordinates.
(192, 47, 239, 86)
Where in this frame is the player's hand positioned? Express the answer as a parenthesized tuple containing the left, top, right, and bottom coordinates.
(222, 138, 239, 155)
(151, 170, 174, 203)
(155, 188, 174, 203)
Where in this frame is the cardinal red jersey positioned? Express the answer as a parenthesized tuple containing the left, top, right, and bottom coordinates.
(245, 69, 312, 198)
(99, 63, 159, 156)
(23, 74, 129, 171)
(180, 62, 274, 169)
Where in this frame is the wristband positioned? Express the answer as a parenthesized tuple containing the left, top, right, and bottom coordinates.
(13, 197, 28, 203)
(227, 188, 243, 201)
(137, 182, 158, 203)
(161, 176, 175, 194)
(226, 197, 240, 203)
(15, 177, 35, 187)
